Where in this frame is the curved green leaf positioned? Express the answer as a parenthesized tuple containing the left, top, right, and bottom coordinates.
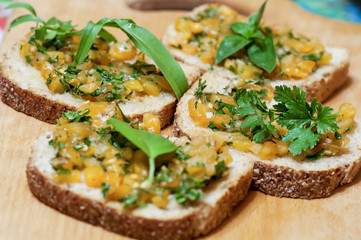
(8, 14, 44, 30)
(248, 1, 267, 26)
(75, 18, 188, 99)
(6, 2, 37, 16)
(247, 34, 276, 73)
(107, 119, 177, 188)
(215, 34, 251, 64)
(230, 22, 254, 38)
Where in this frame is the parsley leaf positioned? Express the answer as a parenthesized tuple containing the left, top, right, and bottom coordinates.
(282, 127, 320, 155)
(274, 85, 339, 155)
(234, 89, 277, 143)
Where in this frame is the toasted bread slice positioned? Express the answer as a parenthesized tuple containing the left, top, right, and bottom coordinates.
(174, 69, 361, 199)
(0, 44, 201, 126)
(27, 131, 254, 239)
(162, 4, 350, 102)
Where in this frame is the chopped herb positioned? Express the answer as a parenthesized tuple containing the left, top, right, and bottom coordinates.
(344, 125, 353, 133)
(84, 138, 92, 146)
(196, 162, 206, 167)
(334, 131, 342, 140)
(172, 177, 204, 204)
(228, 65, 238, 74)
(25, 55, 31, 63)
(73, 144, 83, 150)
(47, 55, 58, 63)
(58, 169, 71, 175)
(198, 9, 219, 19)
(307, 150, 325, 161)
(170, 44, 182, 49)
(176, 146, 191, 161)
(215, 160, 226, 178)
(118, 195, 138, 209)
(302, 53, 321, 61)
(101, 183, 110, 197)
(46, 75, 52, 86)
(194, 78, 207, 98)
(207, 121, 220, 131)
(61, 109, 92, 124)
(58, 142, 65, 150)
(288, 31, 300, 40)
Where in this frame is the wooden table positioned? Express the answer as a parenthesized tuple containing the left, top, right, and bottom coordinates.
(1, 0, 361, 239)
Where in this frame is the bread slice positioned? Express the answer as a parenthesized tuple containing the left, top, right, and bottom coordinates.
(162, 4, 350, 102)
(174, 69, 361, 199)
(0, 44, 202, 127)
(27, 131, 254, 239)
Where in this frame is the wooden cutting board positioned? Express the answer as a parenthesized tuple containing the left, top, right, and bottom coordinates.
(1, 0, 361, 239)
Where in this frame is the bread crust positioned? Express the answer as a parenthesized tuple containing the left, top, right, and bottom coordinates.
(252, 159, 361, 199)
(0, 68, 77, 123)
(27, 132, 253, 239)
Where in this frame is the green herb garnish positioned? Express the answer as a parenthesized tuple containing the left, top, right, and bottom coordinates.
(302, 53, 321, 61)
(57, 169, 71, 175)
(101, 183, 111, 197)
(74, 18, 188, 99)
(107, 119, 178, 188)
(25, 55, 31, 63)
(7, 3, 189, 100)
(194, 78, 207, 98)
(61, 109, 92, 124)
(204, 85, 340, 156)
(215, 1, 276, 73)
(274, 85, 339, 155)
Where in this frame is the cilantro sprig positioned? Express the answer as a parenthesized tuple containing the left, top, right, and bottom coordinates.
(215, 1, 276, 73)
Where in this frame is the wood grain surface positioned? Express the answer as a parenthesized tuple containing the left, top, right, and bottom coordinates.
(1, 0, 361, 239)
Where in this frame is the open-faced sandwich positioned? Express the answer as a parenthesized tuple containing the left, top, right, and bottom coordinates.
(27, 109, 254, 239)
(3, 2, 360, 239)
(162, 2, 349, 102)
(0, 4, 201, 126)
(174, 69, 361, 199)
